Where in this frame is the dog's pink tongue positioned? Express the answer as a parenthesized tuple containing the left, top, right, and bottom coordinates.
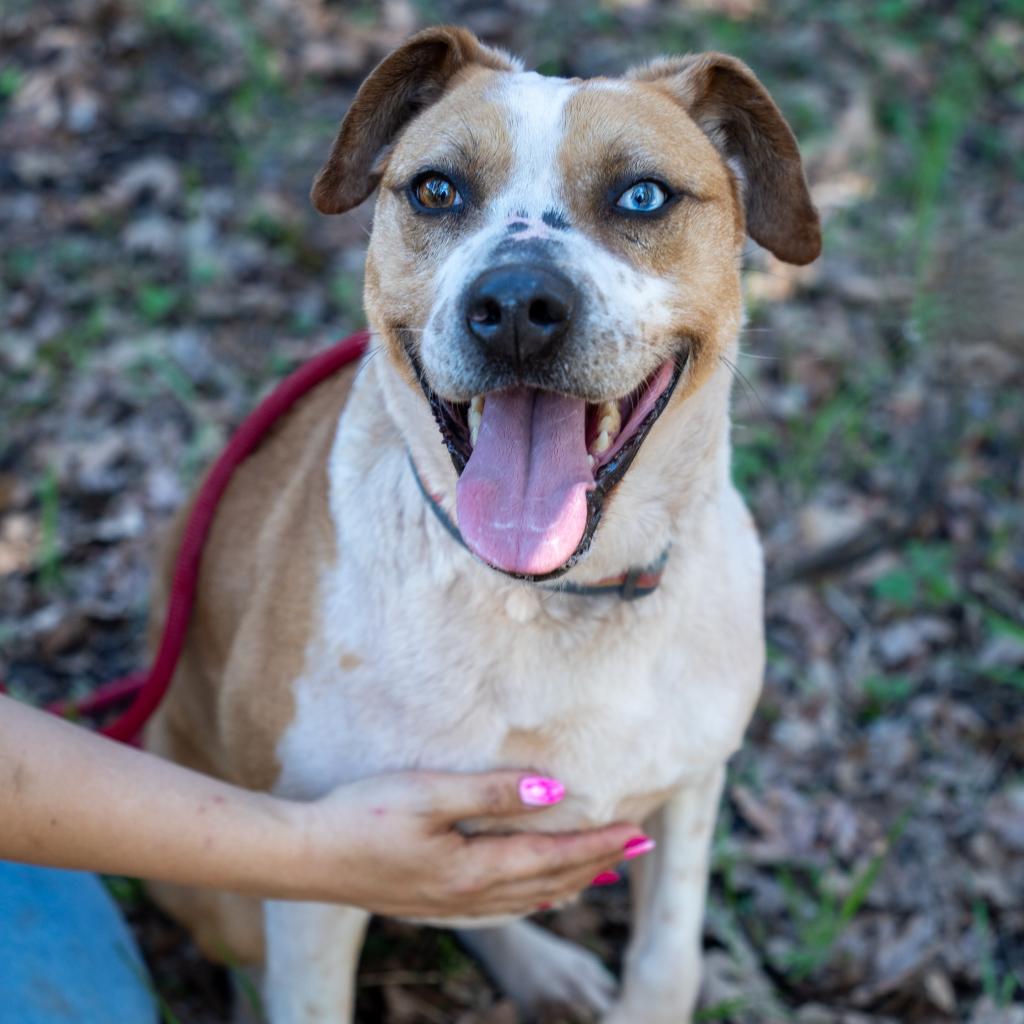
(456, 388, 594, 576)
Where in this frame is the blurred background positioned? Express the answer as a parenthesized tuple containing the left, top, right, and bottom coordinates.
(1, 0, 1022, 1021)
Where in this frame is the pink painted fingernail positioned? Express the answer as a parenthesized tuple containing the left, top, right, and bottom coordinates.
(519, 776, 565, 806)
(537, 902, 553, 911)
(623, 835, 656, 860)
(591, 870, 621, 887)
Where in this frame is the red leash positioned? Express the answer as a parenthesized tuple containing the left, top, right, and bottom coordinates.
(3, 330, 369, 743)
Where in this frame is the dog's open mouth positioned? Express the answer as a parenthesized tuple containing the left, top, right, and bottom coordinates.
(409, 349, 686, 581)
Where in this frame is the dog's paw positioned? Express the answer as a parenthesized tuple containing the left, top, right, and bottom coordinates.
(508, 933, 616, 1015)
(459, 920, 617, 1017)
(600, 987, 697, 1024)
(601, 1006, 690, 1024)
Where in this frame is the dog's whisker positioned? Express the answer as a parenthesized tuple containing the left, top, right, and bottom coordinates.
(734, 350, 781, 361)
(719, 353, 770, 419)
(341, 209, 374, 240)
(353, 343, 385, 384)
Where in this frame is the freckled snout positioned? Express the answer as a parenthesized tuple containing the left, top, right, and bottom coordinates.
(464, 264, 576, 368)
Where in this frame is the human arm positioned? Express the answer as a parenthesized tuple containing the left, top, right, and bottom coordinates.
(0, 695, 642, 916)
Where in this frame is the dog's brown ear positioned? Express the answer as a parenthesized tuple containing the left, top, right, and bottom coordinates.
(628, 53, 821, 265)
(312, 26, 516, 215)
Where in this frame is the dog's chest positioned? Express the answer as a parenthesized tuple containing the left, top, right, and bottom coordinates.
(268, 396, 762, 827)
(273, 561, 737, 829)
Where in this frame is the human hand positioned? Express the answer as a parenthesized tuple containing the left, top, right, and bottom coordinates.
(286, 771, 649, 917)
(0, 697, 649, 909)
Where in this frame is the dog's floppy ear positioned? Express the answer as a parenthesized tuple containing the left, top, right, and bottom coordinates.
(628, 53, 821, 265)
(312, 26, 517, 215)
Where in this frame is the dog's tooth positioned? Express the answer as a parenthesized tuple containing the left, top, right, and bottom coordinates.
(592, 429, 611, 455)
(468, 395, 484, 447)
(597, 403, 621, 440)
(587, 453, 595, 469)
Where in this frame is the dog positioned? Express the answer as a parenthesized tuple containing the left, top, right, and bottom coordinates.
(145, 25, 820, 1023)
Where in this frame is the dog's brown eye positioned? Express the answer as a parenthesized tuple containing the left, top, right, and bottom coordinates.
(412, 174, 461, 211)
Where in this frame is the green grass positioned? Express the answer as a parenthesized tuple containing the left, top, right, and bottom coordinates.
(136, 284, 183, 324)
(53, 238, 96, 274)
(867, 9, 982, 338)
(188, 254, 221, 287)
(859, 673, 916, 721)
(0, 66, 22, 105)
(695, 998, 750, 1022)
(145, 352, 200, 406)
(980, 666, 1024, 693)
(975, 901, 1021, 1008)
(118, 942, 185, 1024)
(435, 932, 473, 977)
(232, 967, 267, 1023)
(872, 542, 960, 611)
(4, 246, 37, 283)
(579, 6, 619, 33)
(246, 208, 300, 250)
(215, 0, 282, 92)
(125, 350, 225, 486)
(786, 378, 888, 497)
(137, 0, 217, 51)
(103, 875, 146, 909)
(975, 608, 1024, 692)
(778, 806, 912, 980)
(331, 271, 366, 327)
(346, 1, 381, 29)
(907, 56, 979, 324)
(869, 546, 1024, 695)
(139, 0, 205, 44)
(215, 0, 285, 160)
(712, 814, 742, 912)
(731, 425, 777, 498)
(214, 941, 268, 1022)
(38, 305, 108, 373)
(982, 608, 1024, 646)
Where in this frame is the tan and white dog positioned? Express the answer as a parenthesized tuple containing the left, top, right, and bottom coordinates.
(145, 25, 820, 1023)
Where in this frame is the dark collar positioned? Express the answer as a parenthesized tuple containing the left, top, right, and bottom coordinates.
(409, 456, 669, 601)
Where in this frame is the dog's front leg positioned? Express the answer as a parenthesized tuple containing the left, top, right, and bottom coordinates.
(264, 901, 370, 1024)
(604, 766, 726, 1024)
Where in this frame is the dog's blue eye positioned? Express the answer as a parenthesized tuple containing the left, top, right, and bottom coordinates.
(616, 180, 667, 212)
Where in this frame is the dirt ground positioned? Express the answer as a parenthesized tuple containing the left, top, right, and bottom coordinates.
(1, 0, 1022, 1021)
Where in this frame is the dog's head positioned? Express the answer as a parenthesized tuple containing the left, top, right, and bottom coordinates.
(313, 27, 819, 580)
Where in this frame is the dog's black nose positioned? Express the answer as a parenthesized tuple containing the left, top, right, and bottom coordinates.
(464, 264, 575, 365)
